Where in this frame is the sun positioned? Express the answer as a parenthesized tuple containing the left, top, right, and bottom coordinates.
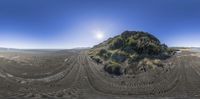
(95, 31, 104, 40)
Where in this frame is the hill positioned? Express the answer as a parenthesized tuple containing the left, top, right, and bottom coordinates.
(89, 31, 175, 76)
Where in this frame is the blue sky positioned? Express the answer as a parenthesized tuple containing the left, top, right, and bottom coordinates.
(0, 0, 200, 49)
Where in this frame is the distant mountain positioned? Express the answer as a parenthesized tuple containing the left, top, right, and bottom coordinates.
(72, 47, 91, 49)
(0, 47, 20, 52)
(0, 47, 63, 53)
(89, 31, 175, 76)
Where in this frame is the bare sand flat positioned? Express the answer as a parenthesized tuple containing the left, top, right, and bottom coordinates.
(0, 49, 199, 99)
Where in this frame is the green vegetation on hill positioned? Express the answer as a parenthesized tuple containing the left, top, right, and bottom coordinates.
(89, 31, 175, 76)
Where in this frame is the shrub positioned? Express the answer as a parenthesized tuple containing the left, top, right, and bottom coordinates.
(128, 53, 139, 64)
(148, 43, 161, 55)
(111, 51, 128, 62)
(104, 61, 122, 75)
(138, 58, 164, 72)
(109, 37, 124, 50)
(153, 59, 163, 68)
(91, 56, 102, 64)
(103, 52, 112, 60)
(122, 36, 137, 53)
(138, 58, 154, 72)
(127, 37, 137, 46)
(97, 49, 111, 60)
(98, 49, 107, 56)
(167, 48, 176, 55)
(122, 46, 135, 53)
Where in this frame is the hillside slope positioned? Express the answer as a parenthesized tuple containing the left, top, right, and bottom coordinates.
(89, 31, 175, 75)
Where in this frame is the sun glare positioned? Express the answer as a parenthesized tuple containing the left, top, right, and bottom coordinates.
(95, 31, 104, 40)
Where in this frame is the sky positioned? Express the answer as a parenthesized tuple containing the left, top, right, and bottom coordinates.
(0, 0, 200, 49)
